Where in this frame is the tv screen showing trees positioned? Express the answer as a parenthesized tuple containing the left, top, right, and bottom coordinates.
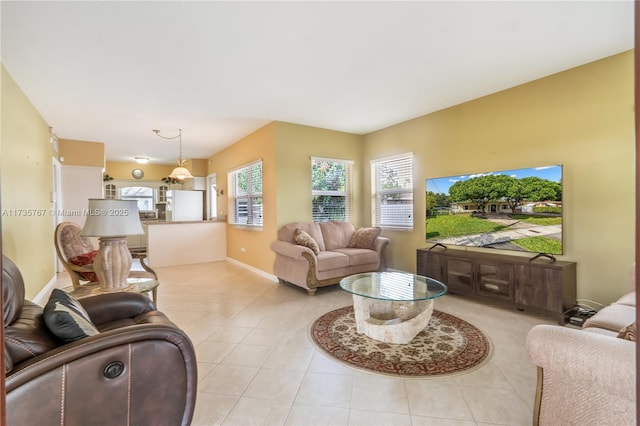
(425, 165, 563, 255)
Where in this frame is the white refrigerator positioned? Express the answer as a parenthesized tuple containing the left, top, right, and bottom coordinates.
(166, 190, 204, 222)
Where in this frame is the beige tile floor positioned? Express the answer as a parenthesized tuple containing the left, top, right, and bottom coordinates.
(57, 261, 555, 426)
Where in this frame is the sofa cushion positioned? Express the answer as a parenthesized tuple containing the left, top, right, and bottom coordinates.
(334, 248, 379, 266)
(614, 292, 636, 307)
(319, 221, 355, 251)
(582, 327, 619, 338)
(617, 322, 636, 341)
(43, 289, 99, 343)
(69, 250, 99, 282)
(348, 227, 382, 249)
(583, 303, 636, 333)
(316, 251, 350, 272)
(293, 228, 320, 255)
(278, 222, 325, 251)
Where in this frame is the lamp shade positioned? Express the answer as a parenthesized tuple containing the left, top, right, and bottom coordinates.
(80, 199, 144, 237)
(169, 166, 194, 181)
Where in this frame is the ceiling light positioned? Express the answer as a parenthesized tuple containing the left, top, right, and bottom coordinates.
(152, 128, 194, 181)
(134, 156, 149, 164)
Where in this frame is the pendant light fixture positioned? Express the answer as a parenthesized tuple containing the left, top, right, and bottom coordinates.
(152, 128, 194, 181)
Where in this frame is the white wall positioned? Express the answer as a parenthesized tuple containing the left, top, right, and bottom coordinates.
(60, 165, 103, 227)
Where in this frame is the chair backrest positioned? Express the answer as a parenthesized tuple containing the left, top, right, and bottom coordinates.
(55, 222, 95, 262)
(3, 255, 60, 372)
(2, 255, 25, 327)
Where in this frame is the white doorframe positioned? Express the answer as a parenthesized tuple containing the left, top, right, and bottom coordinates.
(52, 157, 63, 272)
(206, 173, 217, 220)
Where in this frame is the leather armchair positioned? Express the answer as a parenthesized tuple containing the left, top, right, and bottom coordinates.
(3, 255, 197, 426)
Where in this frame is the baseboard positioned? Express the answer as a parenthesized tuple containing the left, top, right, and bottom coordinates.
(226, 257, 278, 282)
(33, 275, 59, 306)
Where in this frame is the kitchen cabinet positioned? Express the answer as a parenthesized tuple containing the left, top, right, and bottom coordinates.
(104, 183, 117, 199)
(158, 185, 169, 203)
(182, 177, 205, 190)
(417, 247, 576, 323)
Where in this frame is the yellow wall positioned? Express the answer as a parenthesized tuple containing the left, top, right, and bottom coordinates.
(275, 122, 365, 226)
(1, 66, 56, 298)
(1, 49, 634, 306)
(184, 158, 208, 176)
(363, 51, 635, 304)
(106, 160, 207, 181)
(207, 123, 277, 272)
(208, 122, 364, 272)
(59, 139, 105, 167)
(105, 161, 177, 181)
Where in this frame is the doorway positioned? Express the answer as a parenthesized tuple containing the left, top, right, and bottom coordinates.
(52, 157, 63, 272)
(206, 173, 217, 220)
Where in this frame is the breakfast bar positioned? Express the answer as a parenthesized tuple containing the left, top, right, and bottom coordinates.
(147, 220, 226, 267)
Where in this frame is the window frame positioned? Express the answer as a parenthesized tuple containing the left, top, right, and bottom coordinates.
(311, 157, 353, 223)
(228, 159, 263, 228)
(370, 153, 414, 230)
(119, 186, 156, 212)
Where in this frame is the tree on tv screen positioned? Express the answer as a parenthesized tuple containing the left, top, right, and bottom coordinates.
(448, 175, 561, 214)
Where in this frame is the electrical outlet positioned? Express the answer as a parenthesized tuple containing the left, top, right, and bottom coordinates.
(240, 247, 246, 253)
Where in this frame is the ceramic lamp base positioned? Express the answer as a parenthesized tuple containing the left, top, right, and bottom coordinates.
(94, 237, 132, 291)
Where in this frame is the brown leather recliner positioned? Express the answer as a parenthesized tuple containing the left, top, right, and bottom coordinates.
(3, 255, 197, 425)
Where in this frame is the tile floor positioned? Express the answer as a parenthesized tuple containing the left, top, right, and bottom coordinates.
(57, 261, 556, 426)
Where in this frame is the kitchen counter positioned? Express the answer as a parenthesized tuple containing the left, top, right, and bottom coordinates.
(147, 221, 226, 267)
(141, 219, 227, 225)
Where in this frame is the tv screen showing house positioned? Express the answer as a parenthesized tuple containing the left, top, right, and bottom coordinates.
(425, 165, 563, 255)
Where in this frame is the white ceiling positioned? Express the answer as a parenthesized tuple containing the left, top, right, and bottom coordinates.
(1, 1, 634, 165)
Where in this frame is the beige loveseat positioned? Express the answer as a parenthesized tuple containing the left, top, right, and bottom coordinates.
(270, 221, 389, 295)
(526, 291, 636, 426)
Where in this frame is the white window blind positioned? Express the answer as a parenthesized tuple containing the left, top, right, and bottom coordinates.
(120, 186, 154, 212)
(311, 157, 353, 222)
(228, 160, 263, 227)
(371, 153, 414, 229)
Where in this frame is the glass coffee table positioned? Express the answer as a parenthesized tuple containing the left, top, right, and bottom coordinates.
(63, 277, 159, 307)
(340, 271, 447, 344)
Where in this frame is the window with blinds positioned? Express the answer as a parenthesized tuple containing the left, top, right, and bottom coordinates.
(120, 186, 154, 212)
(311, 157, 353, 222)
(371, 153, 414, 229)
(228, 160, 263, 227)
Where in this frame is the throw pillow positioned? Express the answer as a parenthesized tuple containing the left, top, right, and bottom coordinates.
(348, 227, 382, 250)
(293, 228, 320, 255)
(617, 322, 636, 341)
(43, 289, 99, 343)
(69, 250, 99, 282)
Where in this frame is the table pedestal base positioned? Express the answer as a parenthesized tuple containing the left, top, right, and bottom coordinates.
(352, 295, 434, 344)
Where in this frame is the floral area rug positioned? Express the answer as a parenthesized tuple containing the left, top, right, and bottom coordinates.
(310, 306, 491, 377)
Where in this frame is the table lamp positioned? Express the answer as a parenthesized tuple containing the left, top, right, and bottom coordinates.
(80, 199, 144, 291)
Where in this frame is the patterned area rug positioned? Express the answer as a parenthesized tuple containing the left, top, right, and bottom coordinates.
(310, 306, 491, 377)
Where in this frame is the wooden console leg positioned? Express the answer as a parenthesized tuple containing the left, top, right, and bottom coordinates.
(307, 288, 317, 296)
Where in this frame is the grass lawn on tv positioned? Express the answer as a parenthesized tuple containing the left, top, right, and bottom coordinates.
(426, 214, 562, 253)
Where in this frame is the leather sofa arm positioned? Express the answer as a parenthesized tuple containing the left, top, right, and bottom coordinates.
(527, 324, 635, 390)
(79, 291, 155, 326)
(270, 240, 317, 261)
(6, 320, 197, 426)
(7, 321, 194, 389)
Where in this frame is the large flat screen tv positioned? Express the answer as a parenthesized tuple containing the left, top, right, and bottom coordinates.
(425, 165, 563, 255)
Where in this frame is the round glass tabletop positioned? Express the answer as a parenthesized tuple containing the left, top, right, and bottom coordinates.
(63, 277, 158, 299)
(339, 271, 447, 302)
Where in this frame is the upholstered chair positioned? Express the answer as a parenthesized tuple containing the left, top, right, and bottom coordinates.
(3, 255, 197, 425)
(54, 221, 157, 288)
